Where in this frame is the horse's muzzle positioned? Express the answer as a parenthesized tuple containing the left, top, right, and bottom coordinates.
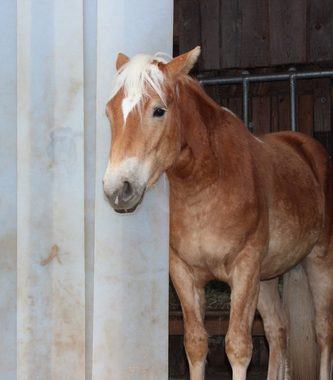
(104, 181, 145, 213)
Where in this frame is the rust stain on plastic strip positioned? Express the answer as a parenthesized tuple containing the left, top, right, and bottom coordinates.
(41, 244, 62, 266)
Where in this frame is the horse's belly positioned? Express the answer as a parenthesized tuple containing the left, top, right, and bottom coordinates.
(261, 241, 315, 279)
(171, 181, 325, 282)
(260, 209, 323, 279)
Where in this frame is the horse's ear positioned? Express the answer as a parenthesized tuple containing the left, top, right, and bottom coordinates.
(116, 53, 129, 71)
(166, 46, 201, 78)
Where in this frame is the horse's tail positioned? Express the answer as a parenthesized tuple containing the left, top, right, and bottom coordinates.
(282, 264, 318, 380)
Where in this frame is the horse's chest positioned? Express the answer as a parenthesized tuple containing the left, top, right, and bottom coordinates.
(172, 227, 226, 258)
(171, 229, 228, 274)
(170, 208, 242, 279)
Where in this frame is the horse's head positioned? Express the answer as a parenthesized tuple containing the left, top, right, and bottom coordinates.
(103, 47, 200, 213)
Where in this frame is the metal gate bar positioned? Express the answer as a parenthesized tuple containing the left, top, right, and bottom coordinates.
(200, 70, 333, 132)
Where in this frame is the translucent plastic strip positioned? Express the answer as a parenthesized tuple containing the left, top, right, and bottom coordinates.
(0, 2, 17, 379)
(17, 1, 85, 379)
(83, 0, 97, 378)
(92, 1, 173, 379)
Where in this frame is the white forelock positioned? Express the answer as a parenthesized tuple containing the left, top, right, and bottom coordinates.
(110, 53, 170, 123)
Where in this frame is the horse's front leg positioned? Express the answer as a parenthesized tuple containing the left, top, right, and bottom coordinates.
(225, 257, 260, 380)
(169, 250, 208, 380)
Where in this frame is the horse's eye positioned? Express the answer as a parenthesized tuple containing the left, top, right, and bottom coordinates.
(153, 107, 166, 118)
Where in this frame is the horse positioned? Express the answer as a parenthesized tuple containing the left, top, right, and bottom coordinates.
(103, 47, 333, 380)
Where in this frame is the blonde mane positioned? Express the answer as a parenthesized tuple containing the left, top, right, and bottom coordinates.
(110, 53, 170, 122)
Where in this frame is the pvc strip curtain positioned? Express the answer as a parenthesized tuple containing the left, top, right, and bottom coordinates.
(0, 1, 172, 379)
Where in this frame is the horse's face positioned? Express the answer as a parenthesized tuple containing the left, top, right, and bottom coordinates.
(103, 47, 200, 213)
(104, 82, 177, 213)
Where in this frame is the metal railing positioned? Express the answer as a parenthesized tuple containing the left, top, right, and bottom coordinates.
(200, 70, 333, 132)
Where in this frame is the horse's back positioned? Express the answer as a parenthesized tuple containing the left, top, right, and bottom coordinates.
(261, 131, 330, 191)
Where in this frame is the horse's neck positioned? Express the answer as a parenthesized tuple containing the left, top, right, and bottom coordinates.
(167, 79, 219, 190)
(167, 77, 254, 195)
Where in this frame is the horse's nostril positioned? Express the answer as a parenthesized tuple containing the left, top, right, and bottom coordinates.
(120, 181, 134, 202)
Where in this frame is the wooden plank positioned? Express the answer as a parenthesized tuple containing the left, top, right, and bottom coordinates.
(173, 0, 180, 55)
(259, 337, 269, 368)
(252, 337, 261, 366)
(214, 79, 316, 99)
(169, 336, 186, 377)
(308, 0, 333, 63)
(268, 0, 307, 65)
(283, 265, 318, 380)
(298, 94, 314, 136)
(200, 0, 220, 70)
(314, 80, 331, 132)
(278, 94, 291, 131)
(271, 96, 280, 132)
(177, 0, 333, 70)
(228, 97, 243, 119)
(252, 97, 271, 135)
(314, 132, 333, 158)
(178, 0, 201, 67)
(205, 84, 221, 105)
(240, 0, 269, 67)
(220, 0, 241, 68)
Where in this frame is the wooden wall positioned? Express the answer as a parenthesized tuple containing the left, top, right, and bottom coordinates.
(175, 0, 333, 70)
(174, 0, 333, 155)
(204, 78, 332, 154)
